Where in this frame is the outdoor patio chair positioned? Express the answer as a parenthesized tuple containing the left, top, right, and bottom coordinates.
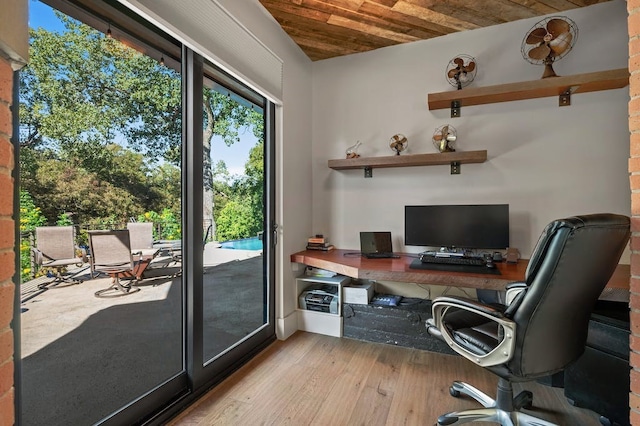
(32, 226, 87, 289)
(88, 229, 142, 297)
(127, 222, 157, 257)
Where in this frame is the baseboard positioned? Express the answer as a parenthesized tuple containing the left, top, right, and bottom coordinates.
(276, 311, 298, 340)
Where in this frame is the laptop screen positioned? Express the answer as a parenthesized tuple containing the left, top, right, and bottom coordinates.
(360, 232, 393, 254)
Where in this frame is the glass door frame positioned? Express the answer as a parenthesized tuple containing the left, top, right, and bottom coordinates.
(184, 49, 277, 393)
(16, 2, 278, 424)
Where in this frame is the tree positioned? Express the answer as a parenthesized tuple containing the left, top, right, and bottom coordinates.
(214, 141, 264, 241)
(20, 12, 264, 237)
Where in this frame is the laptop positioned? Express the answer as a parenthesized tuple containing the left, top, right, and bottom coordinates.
(359, 232, 399, 259)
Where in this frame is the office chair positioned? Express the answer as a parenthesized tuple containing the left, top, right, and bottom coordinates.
(426, 213, 630, 426)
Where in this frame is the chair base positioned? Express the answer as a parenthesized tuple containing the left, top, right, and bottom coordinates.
(437, 379, 557, 426)
(37, 269, 83, 289)
(94, 277, 140, 298)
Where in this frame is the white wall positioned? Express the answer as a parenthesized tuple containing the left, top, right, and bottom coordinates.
(311, 0, 630, 260)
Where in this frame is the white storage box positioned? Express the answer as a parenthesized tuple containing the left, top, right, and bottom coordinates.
(343, 282, 374, 305)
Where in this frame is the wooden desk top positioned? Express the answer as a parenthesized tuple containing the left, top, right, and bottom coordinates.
(291, 249, 630, 291)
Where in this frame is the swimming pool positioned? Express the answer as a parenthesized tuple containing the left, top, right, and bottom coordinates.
(220, 236, 263, 250)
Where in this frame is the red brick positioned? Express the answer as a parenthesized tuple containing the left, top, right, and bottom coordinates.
(0, 221, 13, 251)
(631, 38, 640, 57)
(632, 410, 640, 426)
(630, 13, 640, 40)
(0, 388, 13, 426)
(0, 104, 9, 140)
(0, 281, 14, 329)
(632, 391, 640, 411)
(0, 138, 12, 170)
(0, 329, 12, 365)
(0, 61, 11, 107)
(629, 0, 640, 12)
(632, 133, 640, 157)
(0, 362, 13, 401)
(631, 277, 640, 294)
(632, 192, 640, 215)
(0, 174, 12, 216)
(633, 369, 640, 394)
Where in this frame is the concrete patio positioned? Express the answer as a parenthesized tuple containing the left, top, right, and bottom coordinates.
(20, 245, 264, 426)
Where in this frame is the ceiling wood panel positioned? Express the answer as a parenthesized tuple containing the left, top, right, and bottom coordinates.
(258, 0, 613, 61)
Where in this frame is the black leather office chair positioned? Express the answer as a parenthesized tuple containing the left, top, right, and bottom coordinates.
(426, 213, 630, 426)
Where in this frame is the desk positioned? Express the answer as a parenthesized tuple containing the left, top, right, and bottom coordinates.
(291, 249, 629, 291)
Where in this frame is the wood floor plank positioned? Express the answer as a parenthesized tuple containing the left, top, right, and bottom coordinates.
(169, 332, 604, 426)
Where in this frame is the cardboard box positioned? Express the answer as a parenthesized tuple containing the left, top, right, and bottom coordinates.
(343, 282, 374, 304)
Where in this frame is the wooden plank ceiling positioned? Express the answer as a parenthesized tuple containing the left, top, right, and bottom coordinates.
(258, 0, 612, 61)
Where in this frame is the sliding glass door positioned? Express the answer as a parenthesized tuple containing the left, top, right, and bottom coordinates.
(183, 52, 276, 391)
(18, 2, 276, 425)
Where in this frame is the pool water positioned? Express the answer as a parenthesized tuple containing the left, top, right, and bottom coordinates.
(220, 237, 263, 250)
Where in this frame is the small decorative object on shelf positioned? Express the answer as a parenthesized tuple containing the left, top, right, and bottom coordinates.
(345, 140, 362, 159)
(446, 54, 477, 90)
(521, 16, 577, 79)
(389, 134, 408, 155)
(432, 125, 457, 152)
(307, 234, 334, 251)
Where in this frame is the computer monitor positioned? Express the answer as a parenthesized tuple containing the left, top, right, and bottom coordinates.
(404, 204, 509, 250)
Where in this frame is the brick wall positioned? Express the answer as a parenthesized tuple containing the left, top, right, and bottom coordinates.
(631, 1, 640, 425)
(0, 57, 15, 426)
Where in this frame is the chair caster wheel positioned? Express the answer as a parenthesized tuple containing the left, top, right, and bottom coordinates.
(449, 386, 460, 398)
(599, 416, 612, 426)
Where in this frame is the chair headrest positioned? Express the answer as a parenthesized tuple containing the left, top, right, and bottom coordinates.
(525, 213, 630, 283)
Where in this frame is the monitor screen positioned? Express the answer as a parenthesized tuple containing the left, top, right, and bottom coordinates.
(404, 204, 509, 250)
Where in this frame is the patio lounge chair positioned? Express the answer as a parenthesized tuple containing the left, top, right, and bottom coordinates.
(32, 226, 87, 289)
(89, 229, 141, 297)
(127, 222, 183, 278)
(127, 222, 158, 257)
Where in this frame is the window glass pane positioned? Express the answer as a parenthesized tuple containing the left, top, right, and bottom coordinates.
(20, 3, 183, 424)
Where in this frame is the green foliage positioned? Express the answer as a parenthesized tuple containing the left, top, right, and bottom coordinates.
(20, 190, 46, 232)
(215, 201, 256, 241)
(213, 141, 264, 242)
(18, 9, 266, 262)
(19, 191, 46, 282)
(137, 209, 181, 241)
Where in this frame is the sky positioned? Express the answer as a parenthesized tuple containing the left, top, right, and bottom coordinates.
(27, 0, 258, 176)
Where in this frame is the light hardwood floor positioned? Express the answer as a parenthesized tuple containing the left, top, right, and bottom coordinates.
(168, 332, 602, 425)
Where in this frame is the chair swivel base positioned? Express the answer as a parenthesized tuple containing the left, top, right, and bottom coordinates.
(437, 379, 557, 426)
(37, 271, 84, 289)
(94, 277, 140, 298)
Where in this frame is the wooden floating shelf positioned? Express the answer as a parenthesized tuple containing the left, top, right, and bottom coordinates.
(427, 68, 629, 111)
(328, 150, 487, 170)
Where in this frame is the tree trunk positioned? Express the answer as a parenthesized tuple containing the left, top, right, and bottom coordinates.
(203, 101, 215, 243)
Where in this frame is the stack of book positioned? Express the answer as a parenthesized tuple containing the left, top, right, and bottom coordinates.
(306, 235, 334, 251)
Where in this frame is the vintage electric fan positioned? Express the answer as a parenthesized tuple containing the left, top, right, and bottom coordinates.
(521, 16, 578, 78)
(432, 125, 457, 153)
(445, 55, 477, 90)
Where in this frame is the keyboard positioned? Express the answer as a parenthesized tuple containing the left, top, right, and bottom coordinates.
(420, 254, 486, 266)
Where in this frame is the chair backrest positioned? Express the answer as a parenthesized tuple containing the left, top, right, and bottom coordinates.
(127, 222, 154, 250)
(88, 230, 134, 272)
(507, 213, 630, 378)
(35, 226, 76, 260)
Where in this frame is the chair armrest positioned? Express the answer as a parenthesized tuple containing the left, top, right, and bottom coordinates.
(432, 296, 516, 367)
(505, 281, 527, 306)
(31, 247, 43, 267)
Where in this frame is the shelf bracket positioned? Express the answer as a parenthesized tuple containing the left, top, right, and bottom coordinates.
(451, 161, 460, 175)
(559, 86, 578, 107)
(364, 166, 373, 178)
(451, 100, 461, 118)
